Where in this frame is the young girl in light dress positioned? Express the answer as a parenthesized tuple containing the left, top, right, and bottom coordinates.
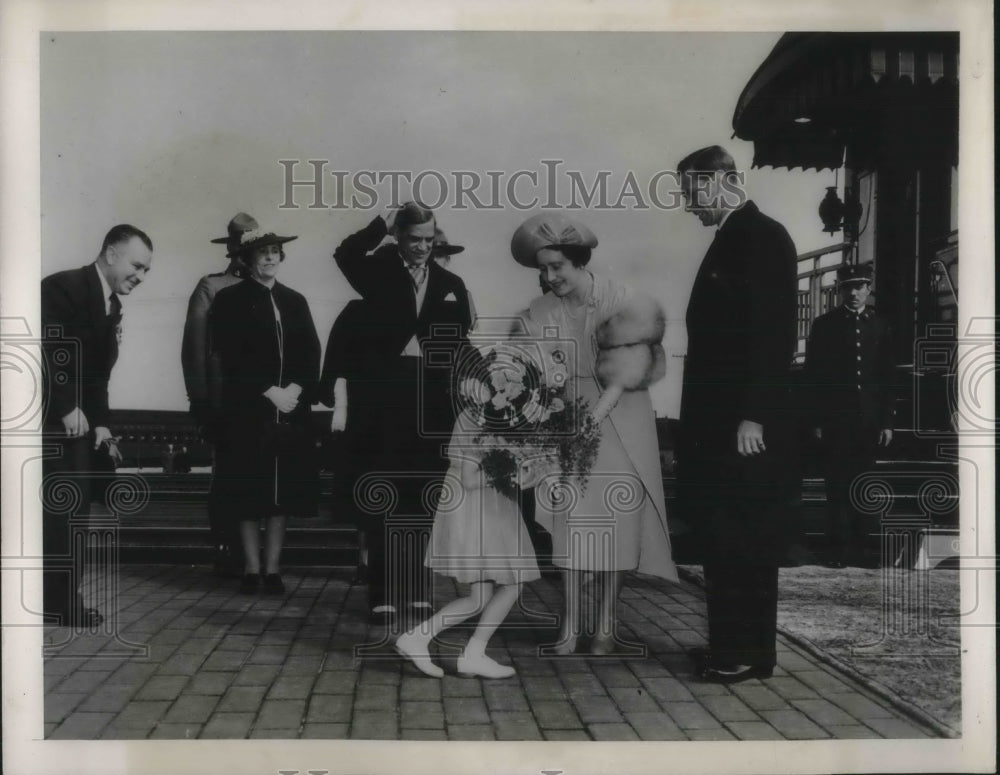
(394, 410, 541, 679)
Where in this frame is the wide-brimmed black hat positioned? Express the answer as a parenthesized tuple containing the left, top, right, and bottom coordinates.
(211, 212, 298, 258)
(835, 263, 874, 286)
(432, 228, 465, 257)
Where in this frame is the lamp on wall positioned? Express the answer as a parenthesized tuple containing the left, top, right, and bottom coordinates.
(818, 187, 844, 234)
(818, 184, 863, 236)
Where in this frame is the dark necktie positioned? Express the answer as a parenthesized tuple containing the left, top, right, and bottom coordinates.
(109, 293, 122, 319)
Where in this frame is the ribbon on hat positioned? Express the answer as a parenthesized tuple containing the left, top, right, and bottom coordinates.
(537, 221, 586, 246)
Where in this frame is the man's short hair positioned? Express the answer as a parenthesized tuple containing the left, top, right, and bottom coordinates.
(393, 201, 436, 235)
(677, 145, 737, 175)
(101, 224, 153, 254)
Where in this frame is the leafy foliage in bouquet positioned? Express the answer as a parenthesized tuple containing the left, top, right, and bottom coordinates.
(460, 345, 601, 499)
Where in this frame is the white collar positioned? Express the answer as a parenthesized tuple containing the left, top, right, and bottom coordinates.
(402, 255, 429, 272)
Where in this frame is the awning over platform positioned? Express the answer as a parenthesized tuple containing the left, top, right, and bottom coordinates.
(732, 33, 959, 171)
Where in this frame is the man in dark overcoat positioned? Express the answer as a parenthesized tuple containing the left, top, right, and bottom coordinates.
(41, 224, 153, 627)
(804, 263, 894, 567)
(334, 203, 475, 620)
(676, 145, 799, 683)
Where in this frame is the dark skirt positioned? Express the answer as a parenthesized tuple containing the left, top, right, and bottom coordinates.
(213, 416, 318, 524)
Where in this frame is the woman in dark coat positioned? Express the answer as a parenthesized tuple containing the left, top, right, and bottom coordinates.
(212, 227, 320, 595)
(319, 298, 381, 576)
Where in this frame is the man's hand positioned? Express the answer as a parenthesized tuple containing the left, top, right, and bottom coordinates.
(331, 405, 347, 433)
(264, 386, 298, 414)
(737, 420, 766, 456)
(94, 428, 123, 466)
(879, 428, 894, 447)
(61, 407, 90, 437)
(93, 426, 113, 449)
(813, 427, 823, 441)
(383, 206, 399, 234)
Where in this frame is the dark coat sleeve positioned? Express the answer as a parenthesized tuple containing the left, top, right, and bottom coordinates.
(333, 216, 389, 298)
(319, 300, 366, 407)
(877, 320, 895, 429)
(181, 276, 213, 417)
(803, 313, 831, 429)
(281, 289, 321, 407)
(41, 274, 84, 423)
(41, 270, 113, 428)
(440, 272, 482, 391)
(740, 220, 799, 425)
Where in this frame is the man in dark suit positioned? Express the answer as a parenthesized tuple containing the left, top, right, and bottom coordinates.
(334, 203, 474, 620)
(41, 224, 153, 627)
(804, 263, 894, 567)
(181, 213, 252, 575)
(676, 146, 799, 683)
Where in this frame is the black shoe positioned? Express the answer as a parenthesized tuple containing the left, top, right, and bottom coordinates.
(698, 663, 774, 684)
(263, 574, 285, 595)
(240, 573, 260, 594)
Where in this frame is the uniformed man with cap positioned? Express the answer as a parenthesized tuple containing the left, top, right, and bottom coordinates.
(180, 213, 255, 575)
(804, 263, 895, 567)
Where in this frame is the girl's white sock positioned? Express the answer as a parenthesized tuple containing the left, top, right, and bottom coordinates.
(464, 635, 489, 659)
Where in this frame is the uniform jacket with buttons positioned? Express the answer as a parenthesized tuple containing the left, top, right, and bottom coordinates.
(804, 305, 894, 430)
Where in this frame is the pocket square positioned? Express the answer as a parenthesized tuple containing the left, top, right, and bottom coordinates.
(443, 291, 458, 302)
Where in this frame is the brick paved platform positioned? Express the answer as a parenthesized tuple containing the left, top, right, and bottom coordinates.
(43, 565, 941, 741)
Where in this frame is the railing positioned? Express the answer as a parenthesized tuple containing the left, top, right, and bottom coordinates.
(795, 242, 851, 362)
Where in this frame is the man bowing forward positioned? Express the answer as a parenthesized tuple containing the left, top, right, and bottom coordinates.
(41, 224, 153, 628)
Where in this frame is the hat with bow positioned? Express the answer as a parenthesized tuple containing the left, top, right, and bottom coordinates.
(212, 212, 298, 258)
(510, 212, 598, 267)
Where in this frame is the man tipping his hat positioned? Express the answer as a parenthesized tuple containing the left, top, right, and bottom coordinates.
(804, 262, 895, 568)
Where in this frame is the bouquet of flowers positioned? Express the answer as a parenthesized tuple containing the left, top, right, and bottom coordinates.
(459, 345, 601, 499)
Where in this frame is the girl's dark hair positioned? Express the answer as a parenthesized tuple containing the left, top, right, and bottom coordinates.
(542, 244, 592, 268)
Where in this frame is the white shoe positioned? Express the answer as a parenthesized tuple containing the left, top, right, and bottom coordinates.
(395, 631, 443, 679)
(456, 652, 516, 679)
(409, 601, 433, 610)
(372, 604, 396, 615)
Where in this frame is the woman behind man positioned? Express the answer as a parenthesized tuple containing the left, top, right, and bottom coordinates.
(212, 222, 321, 595)
(511, 212, 678, 655)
